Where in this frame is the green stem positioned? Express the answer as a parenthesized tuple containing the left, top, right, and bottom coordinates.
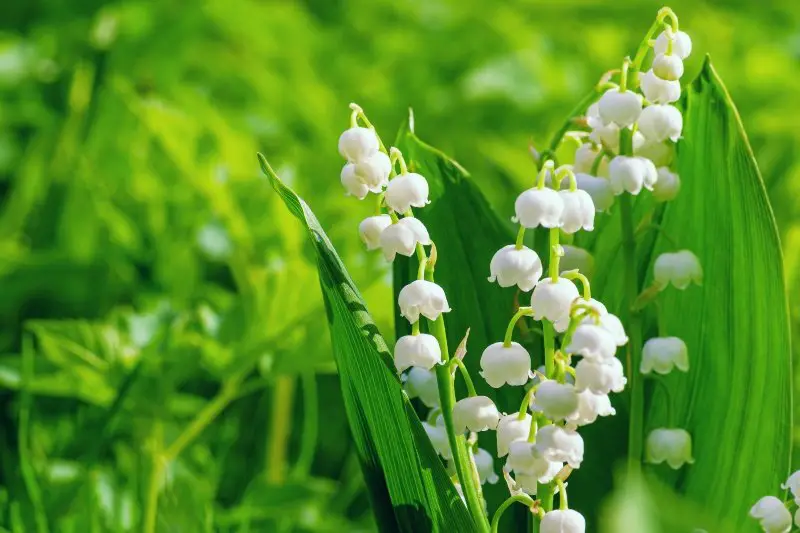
(491, 494, 536, 533)
(450, 358, 478, 397)
(515, 225, 526, 249)
(504, 307, 533, 347)
(143, 422, 164, 533)
(291, 372, 318, 478)
(549, 228, 561, 282)
(561, 271, 591, 300)
(533, 484, 554, 533)
(556, 479, 568, 510)
(519, 385, 538, 420)
(543, 321, 556, 378)
(265, 375, 296, 483)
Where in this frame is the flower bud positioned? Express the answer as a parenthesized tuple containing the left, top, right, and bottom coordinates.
(359, 214, 392, 250)
(353, 151, 392, 191)
(531, 277, 580, 323)
(635, 140, 674, 167)
(573, 143, 608, 176)
(575, 357, 626, 394)
(385, 173, 430, 213)
(652, 167, 681, 202)
(781, 470, 800, 504)
(507, 440, 562, 482)
(496, 413, 532, 457)
(749, 496, 792, 533)
(540, 509, 586, 533)
(379, 217, 431, 262)
(452, 395, 501, 433)
(338, 126, 379, 162)
(641, 337, 689, 375)
(398, 280, 451, 323)
(558, 189, 595, 233)
(393, 334, 441, 372)
(565, 390, 616, 427)
(598, 88, 643, 128)
(534, 424, 584, 468)
(640, 69, 681, 104)
(422, 419, 452, 459)
(645, 428, 694, 469)
(560, 245, 594, 278)
(532, 380, 580, 420)
(514, 187, 564, 229)
(565, 324, 617, 361)
(575, 173, 615, 212)
(403, 367, 439, 407)
(480, 341, 532, 388)
(340, 164, 370, 199)
(654, 30, 693, 60)
(488, 245, 543, 292)
(654, 250, 703, 290)
(473, 448, 499, 485)
(638, 104, 683, 143)
(652, 53, 685, 81)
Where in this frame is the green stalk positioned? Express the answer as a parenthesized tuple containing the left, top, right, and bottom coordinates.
(532, 484, 554, 533)
(491, 494, 536, 533)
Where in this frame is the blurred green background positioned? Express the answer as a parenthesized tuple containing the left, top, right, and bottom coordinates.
(1, 0, 798, 531)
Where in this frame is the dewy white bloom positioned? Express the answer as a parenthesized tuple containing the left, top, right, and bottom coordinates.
(340, 164, 370, 199)
(393, 334, 442, 372)
(507, 440, 562, 482)
(653, 167, 681, 202)
(636, 139, 674, 167)
(608, 156, 646, 196)
(565, 324, 617, 361)
(598, 88, 643, 128)
(641, 337, 689, 375)
(385, 173, 430, 213)
(352, 150, 392, 190)
(534, 424, 584, 468)
(640, 69, 681, 104)
(452, 395, 501, 433)
(560, 245, 594, 278)
(398, 280, 451, 323)
(558, 189, 595, 233)
(473, 448, 499, 485)
(422, 419, 452, 460)
(638, 104, 683, 142)
(514, 187, 564, 229)
(359, 215, 392, 250)
(497, 413, 532, 457)
(654, 250, 703, 290)
(575, 357, 627, 394)
(652, 53, 685, 81)
(532, 380, 580, 420)
(575, 173, 615, 212)
(750, 496, 792, 533)
(573, 143, 607, 175)
(540, 509, 586, 533)
(403, 367, 440, 408)
(488, 245, 543, 292)
(531, 277, 580, 323)
(480, 341, 532, 388)
(565, 390, 616, 427)
(338, 126, 379, 162)
(379, 217, 431, 262)
(654, 29, 693, 60)
(781, 470, 800, 503)
(645, 428, 695, 469)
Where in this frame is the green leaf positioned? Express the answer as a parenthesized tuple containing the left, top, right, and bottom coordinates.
(258, 154, 476, 533)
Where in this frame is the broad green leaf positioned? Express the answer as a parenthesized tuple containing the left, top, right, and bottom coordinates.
(259, 154, 476, 533)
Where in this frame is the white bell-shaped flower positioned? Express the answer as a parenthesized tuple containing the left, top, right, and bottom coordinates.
(488, 245, 543, 292)
(558, 189, 595, 234)
(641, 337, 689, 375)
(608, 156, 646, 196)
(473, 448, 499, 485)
(575, 173, 614, 212)
(750, 496, 792, 533)
(598, 88, 643, 128)
(353, 151, 392, 191)
(573, 143, 608, 175)
(575, 358, 626, 394)
(385, 173, 430, 213)
(452, 395, 501, 433)
(652, 53, 685, 81)
(403, 367, 440, 408)
(540, 509, 586, 533)
(565, 324, 617, 361)
(379, 217, 431, 262)
(398, 280, 451, 323)
(645, 428, 694, 469)
(652, 167, 681, 202)
(654, 250, 703, 290)
(338, 126, 379, 162)
(638, 105, 683, 143)
(393, 334, 441, 372)
(654, 30, 693, 60)
(507, 440, 562, 482)
(532, 381, 580, 420)
(781, 471, 800, 504)
(422, 419, 452, 459)
(585, 102, 603, 130)
(534, 425, 584, 468)
(640, 69, 681, 104)
(480, 341, 531, 388)
(565, 390, 616, 427)
(359, 215, 393, 251)
(588, 122, 645, 154)
(636, 139, 674, 167)
(554, 297, 607, 333)
(497, 413, 532, 457)
(560, 245, 594, 278)
(514, 187, 564, 229)
(590, 313, 628, 347)
(531, 277, 580, 323)
(340, 164, 370, 199)
(639, 156, 658, 190)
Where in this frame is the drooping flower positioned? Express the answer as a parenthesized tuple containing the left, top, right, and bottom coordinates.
(488, 245, 543, 292)
(635, 139, 674, 167)
(749, 496, 791, 533)
(403, 367, 440, 408)
(653, 29, 693, 60)
(452, 395, 501, 433)
(340, 164, 370, 199)
(422, 418, 452, 459)
(652, 53, 684, 81)
(608, 156, 650, 196)
(358, 214, 393, 250)
(645, 428, 694, 469)
(781, 470, 800, 504)
(514, 187, 564, 229)
(385, 173, 430, 213)
(564, 324, 617, 361)
(398, 280, 451, 323)
(480, 341, 532, 388)
(598, 88, 643, 128)
(640, 69, 681, 104)
(638, 104, 683, 142)
(393, 334, 442, 372)
(338, 126, 379, 162)
(575, 173, 615, 212)
(531, 277, 580, 323)
(352, 151, 392, 190)
(573, 143, 607, 176)
(589, 313, 628, 347)
(654, 250, 703, 290)
(652, 167, 681, 202)
(540, 509, 586, 533)
(534, 424, 584, 468)
(379, 217, 431, 262)
(574, 357, 627, 394)
(531, 380, 580, 420)
(497, 413, 532, 457)
(641, 337, 689, 375)
(507, 440, 562, 483)
(565, 390, 616, 427)
(558, 189, 596, 233)
(473, 448, 499, 485)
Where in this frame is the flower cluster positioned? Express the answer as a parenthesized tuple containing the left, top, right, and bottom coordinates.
(750, 470, 800, 532)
